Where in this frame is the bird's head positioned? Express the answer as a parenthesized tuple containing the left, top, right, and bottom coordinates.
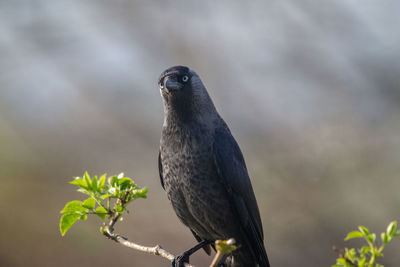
(158, 65, 217, 122)
(158, 65, 193, 96)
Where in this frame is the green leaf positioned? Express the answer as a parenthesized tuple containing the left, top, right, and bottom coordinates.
(60, 200, 87, 214)
(84, 172, 92, 190)
(115, 205, 124, 213)
(359, 246, 370, 256)
(131, 187, 148, 200)
(381, 232, 387, 244)
(60, 214, 81, 236)
(82, 198, 96, 210)
(95, 206, 108, 220)
(358, 256, 366, 267)
(394, 230, 400, 237)
(118, 178, 133, 189)
(381, 233, 392, 244)
(375, 250, 384, 257)
(101, 194, 112, 199)
(77, 188, 92, 196)
(80, 214, 87, 220)
(101, 194, 111, 199)
(358, 226, 370, 236)
(345, 248, 356, 262)
(117, 177, 132, 185)
(386, 221, 397, 236)
(367, 233, 376, 244)
(99, 174, 106, 188)
(70, 177, 88, 189)
(108, 176, 118, 187)
(99, 226, 107, 234)
(345, 231, 364, 240)
(92, 175, 98, 192)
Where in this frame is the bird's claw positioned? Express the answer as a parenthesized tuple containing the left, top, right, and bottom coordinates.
(172, 251, 190, 267)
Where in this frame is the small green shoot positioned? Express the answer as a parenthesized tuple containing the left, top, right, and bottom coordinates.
(333, 221, 400, 267)
(60, 172, 148, 236)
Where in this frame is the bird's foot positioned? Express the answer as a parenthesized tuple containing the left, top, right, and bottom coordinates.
(172, 251, 190, 267)
(172, 240, 211, 267)
(217, 254, 229, 267)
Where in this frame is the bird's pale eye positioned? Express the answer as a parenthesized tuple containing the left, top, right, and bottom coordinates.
(182, 75, 189, 83)
(159, 82, 164, 89)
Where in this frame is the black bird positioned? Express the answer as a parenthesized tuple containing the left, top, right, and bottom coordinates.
(158, 66, 270, 267)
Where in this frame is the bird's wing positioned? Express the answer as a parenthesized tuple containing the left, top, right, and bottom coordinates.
(213, 127, 270, 267)
(158, 151, 165, 190)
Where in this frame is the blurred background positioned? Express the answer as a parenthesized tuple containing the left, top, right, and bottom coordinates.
(1, 0, 399, 266)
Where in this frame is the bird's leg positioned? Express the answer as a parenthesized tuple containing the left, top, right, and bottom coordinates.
(217, 254, 228, 267)
(172, 240, 211, 267)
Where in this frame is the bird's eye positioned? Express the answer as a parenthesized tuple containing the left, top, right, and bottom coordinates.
(182, 75, 189, 83)
(159, 82, 164, 89)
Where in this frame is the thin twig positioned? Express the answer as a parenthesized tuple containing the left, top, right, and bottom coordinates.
(103, 228, 196, 266)
(103, 214, 196, 267)
(209, 251, 223, 267)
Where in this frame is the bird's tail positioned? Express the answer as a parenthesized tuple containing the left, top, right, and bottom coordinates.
(222, 244, 270, 267)
(222, 249, 269, 267)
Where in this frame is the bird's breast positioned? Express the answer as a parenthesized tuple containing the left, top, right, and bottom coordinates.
(160, 123, 215, 189)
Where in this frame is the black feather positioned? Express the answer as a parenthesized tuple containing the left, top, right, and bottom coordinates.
(158, 151, 165, 190)
(213, 127, 270, 267)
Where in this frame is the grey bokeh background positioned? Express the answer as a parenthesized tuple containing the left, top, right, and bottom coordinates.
(1, 1, 399, 266)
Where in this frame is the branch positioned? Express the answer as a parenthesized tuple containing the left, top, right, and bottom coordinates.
(103, 227, 196, 267)
(102, 213, 234, 267)
(102, 212, 196, 267)
(209, 251, 224, 267)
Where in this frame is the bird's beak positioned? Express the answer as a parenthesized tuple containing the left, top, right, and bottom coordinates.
(165, 78, 183, 92)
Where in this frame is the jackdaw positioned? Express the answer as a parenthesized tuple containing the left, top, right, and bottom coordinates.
(158, 66, 270, 267)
